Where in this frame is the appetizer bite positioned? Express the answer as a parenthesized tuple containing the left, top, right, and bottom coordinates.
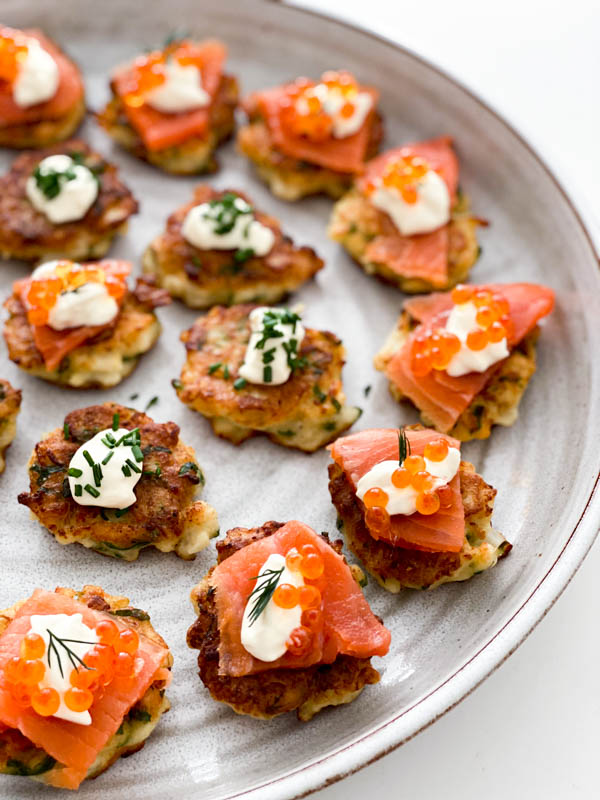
(187, 519, 390, 720)
(329, 427, 511, 591)
(142, 186, 324, 308)
(374, 283, 555, 440)
(237, 70, 382, 200)
(18, 402, 219, 561)
(0, 380, 21, 474)
(4, 258, 169, 389)
(175, 304, 360, 451)
(0, 584, 172, 790)
(0, 140, 137, 262)
(328, 137, 482, 292)
(96, 38, 238, 174)
(0, 26, 85, 149)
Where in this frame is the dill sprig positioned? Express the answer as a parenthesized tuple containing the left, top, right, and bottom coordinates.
(46, 629, 96, 678)
(246, 567, 284, 626)
(398, 427, 411, 466)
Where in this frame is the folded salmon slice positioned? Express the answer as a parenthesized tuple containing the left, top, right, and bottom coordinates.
(112, 40, 226, 151)
(251, 84, 379, 173)
(213, 520, 390, 678)
(330, 427, 465, 553)
(384, 283, 555, 432)
(0, 29, 84, 127)
(0, 590, 167, 790)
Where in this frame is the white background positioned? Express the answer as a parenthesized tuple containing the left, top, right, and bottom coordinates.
(288, 1, 600, 798)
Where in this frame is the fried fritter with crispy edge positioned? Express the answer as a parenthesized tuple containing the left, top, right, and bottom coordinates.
(175, 304, 361, 452)
(0, 380, 21, 474)
(17, 402, 219, 560)
(0, 584, 172, 786)
(0, 140, 138, 262)
(142, 185, 324, 309)
(187, 520, 380, 721)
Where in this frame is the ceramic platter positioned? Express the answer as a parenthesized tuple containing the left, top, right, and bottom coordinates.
(1, 1, 599, 798)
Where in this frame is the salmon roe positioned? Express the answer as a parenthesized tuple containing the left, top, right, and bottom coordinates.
(64, 686, 93, 713)
(31, 688, 60, 717)
(298, 585, 321, 610)
(391, 467, 411, 488)
(272, 583, 300, 609)
(280, 70, 360, 142)
(301, 608, 323, 629)
(20, 632, 45, 660)
(366, 153, 429, 205)
(363, 487, 389, 508)
(0, 31, 28, 84)
(123, 42, 204, 108)
(364, 506, 390, 540)
(424, 438, 449, 462)
(285, 625, 312, 657)
(415, 491, 441, 516)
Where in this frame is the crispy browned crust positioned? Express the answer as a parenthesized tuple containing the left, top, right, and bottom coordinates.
(0, 94, 86, 152)
(96, 74, 238, 174)
(142, 185, 324, 308)
(0, 379, 22, 474)
(17, 402, 213, 559)
(187, 521, 380, 721)
(0, 139, 137, 261)
(175, 304, 359, 451)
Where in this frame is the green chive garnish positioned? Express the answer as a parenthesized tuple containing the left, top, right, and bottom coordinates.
(132, 445, 144, 463)
(102, 451, 114, 466)
(122, 465, 131, 477)
(63, 422, 70, 440)
(84, 484, 100, 498)
(74, 484, 82, 497)
(263, 365, 273, 383)
(126, 459, 141, 474)
(233, 377, 247, 390)
(223, 364, 230, 380)
(82, 450, 94, 466)
(112, 413, 120, 431)
(68, 467, 82, 478)
(208, 362, 222, 375)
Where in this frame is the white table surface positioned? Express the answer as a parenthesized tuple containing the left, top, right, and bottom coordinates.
(286, 1, 600, 798)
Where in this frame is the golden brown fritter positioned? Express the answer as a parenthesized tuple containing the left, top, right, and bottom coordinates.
(3, 276, 169, 389)
(0, 380, 21, 474)
(96, 75, 238, 175)
(142, 185, 324, 308)
(175, 304, 361, 451)
(0, 584, 172, 786)
(187, 521, 380, 721)
(374, 309, 539, 441)
(237, 99, 384, 201)
(0, 140, 138, 262)
(328, 459, 511, 592)
(0, 96, 86, 150)
(327, 188, 482, 293)
(17, 402, 219, 560)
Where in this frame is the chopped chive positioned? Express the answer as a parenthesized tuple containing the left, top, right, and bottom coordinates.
(92, 463, 103, 487)
(126, 459, 142, 474)
(132, 445, 144, 463)
(102, 451, 114, 466)
(313, 385, 327, 403)
(74, 484, 82, 497)
(122, 465, 131, 477)
(144, 396, 159, 412)
(208, 362, 222, 375)
(114, 507, 130, 518)
(263, 365, 273, 383)
(223, 364, 230, 380)
(84, 484, 100, 498)
(101, 437, 114, 449)
(129, 393, 139, 401)
(63, 422, 70, 440)
(233, 377, 247, 390)
(67, 467, 82, 478)
(172, 379, 183, 390)
(82, 450, 94, 466)
(112, 413, 120, 431)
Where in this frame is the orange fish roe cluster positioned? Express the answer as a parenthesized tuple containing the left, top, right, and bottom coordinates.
(0, 30, 28, 84)
(122, 41, 204, 108)
(365, 152, 429, 204)
(3, 618, 141, 718)
(25, 261, 128, 327)
(410, 285, 513, 377)
(280, 70, 361, 142)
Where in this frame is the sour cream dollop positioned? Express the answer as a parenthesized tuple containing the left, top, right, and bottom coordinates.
(181, 194, 275, 256)
(26, 154, 99, 224)
(240, 553, 303, 662)
(28, 613, 99, 725)
(238, 307, 306, 386)
(32, 261, 118, 331)
(369, 169, 450, 237)
(68, 427, 143, 509)
(13, 37, 59, 108)
(144, 59, 210, 113)
(297, 82, 373, 138)
(444, 300, 509, 377)
(356, 446, 460, 516)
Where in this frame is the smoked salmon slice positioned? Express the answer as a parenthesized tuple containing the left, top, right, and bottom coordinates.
(213, 520, 390, 678)
(249, 84, 379, 173)
(0, 590, 167, 790)
(384, 283, 555, 433)
(330, 428, 465, 553)
(113, 40, 226, 151)
(0, 29, 84, 127)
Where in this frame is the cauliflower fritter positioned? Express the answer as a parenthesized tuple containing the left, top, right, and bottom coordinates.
(236, 105, 384, 201)
(328, 460, 511, 592)
(0, 584, 172, 787)
(17, 403, 219, 560)
(175, 304, 361, 452)
(187, 521, 380, 721)
(374, 309, 539, 441)
(0, 380, 21, 474)
(327, 188, 481, 293)
(142, 186, 324, 309)
(3, 277, 169, 389)
(96, 75, 238, 175)
(0, 140, 138, 262)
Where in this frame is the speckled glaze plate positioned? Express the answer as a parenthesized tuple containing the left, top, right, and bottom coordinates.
(1, 1, 599, 798)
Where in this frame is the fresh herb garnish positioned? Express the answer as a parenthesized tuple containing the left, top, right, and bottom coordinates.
(178, 461, 199, 477)
(63, 422, 70, 440)
(129, 393, 139, 401)
(223, 364, 230, 380)
(234, 247, 254, 263)
(84, 484, 100, 498)
(131, 445, 144, 463)
(364, 385, 372, 397)
(233, 377, 247, 390)
(144, 396, 159, 412)
(246, 567, 284, 626)
(112, 607, 150, 621)
(46, 628, 95, 678)
(112, 413, 120, 431)
(208, 362, 222, 375)
(33, 162, 77, 200)
(68, 467, 82, 478)
(172, 379, 183, 391)
(313, 385, 327, 403)
(398, 427, 411, 466)
(102, 451, 114, 466)
(30, 464, 64, 486)
(74, 484, 82, 497)
(203, 192, 253, 235)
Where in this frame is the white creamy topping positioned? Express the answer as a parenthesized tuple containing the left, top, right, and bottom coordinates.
(369, 169, 451, 236)
(445, 301, 509, 377)
(240, 553, 303, 662)
(181, 194, 275, 256)
(32, 261, 118, 331)
(297, 83, 373, 138)
(356, 447, 460, 516)
(13, 37, 59, 108)
(144, 59, 210, 113)
(29, 613, 99, 725)
(26, 154, 99, 224)
(238, 307, 306, 386)
(68, 428, 143, 509)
